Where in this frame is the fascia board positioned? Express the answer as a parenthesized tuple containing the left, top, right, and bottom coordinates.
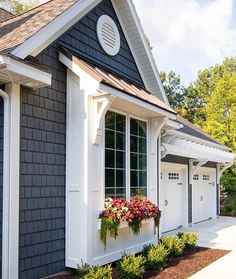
(99, 83, 176, 119)
(11, 0, 102, 59)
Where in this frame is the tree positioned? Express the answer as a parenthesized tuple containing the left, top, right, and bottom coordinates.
(160, 70, 187, 115)
(3, 0, 37, 15)
(188, 57, 236, 151)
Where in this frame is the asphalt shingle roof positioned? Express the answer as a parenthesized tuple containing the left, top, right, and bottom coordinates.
(0, 8, 15, 22)
(0, 0, 77, 54)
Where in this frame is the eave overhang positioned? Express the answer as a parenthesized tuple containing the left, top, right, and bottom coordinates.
(0, 55, 51, 88)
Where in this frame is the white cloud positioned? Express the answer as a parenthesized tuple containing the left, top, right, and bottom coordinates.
(133, 0, 236, 84)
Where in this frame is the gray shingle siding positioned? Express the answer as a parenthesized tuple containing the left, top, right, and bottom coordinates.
(58, 0, 144, 88)
(0, 98, 3, 279)
(19, 44, 66, 279)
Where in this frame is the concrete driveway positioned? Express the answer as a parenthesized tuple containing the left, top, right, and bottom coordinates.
(164, 216, 236, 250)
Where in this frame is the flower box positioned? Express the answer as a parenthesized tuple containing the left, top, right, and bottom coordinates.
(97, 218, 152, 231)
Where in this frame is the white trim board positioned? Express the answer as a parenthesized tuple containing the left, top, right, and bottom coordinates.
(0, 84, 20, 279)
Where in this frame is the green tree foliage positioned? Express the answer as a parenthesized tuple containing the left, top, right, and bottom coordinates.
(6, 0, 37, 15)
(160, 70, 187, 115)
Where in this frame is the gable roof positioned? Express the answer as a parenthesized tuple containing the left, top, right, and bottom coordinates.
(0, 0, 77, 53)
(0, 0, 169, 104)
(0, 8, 15, 22)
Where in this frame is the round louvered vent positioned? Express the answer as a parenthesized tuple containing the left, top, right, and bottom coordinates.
(97, 15, 120, 56)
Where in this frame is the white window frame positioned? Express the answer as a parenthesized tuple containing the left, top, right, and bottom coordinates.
(103, 108, 149, 201)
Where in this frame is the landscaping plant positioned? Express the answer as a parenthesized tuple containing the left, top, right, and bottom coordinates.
(77, 262, 112, 279)
(145, 243, 169, 270)
(161, 236, 185, 256)
(177, 232, 198, 250)
(117, 253, 146, 279)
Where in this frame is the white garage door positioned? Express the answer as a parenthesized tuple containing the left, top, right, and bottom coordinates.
(160, 164, 187, 232)
(193, 167, 216, 224)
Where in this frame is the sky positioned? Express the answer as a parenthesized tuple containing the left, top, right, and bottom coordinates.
(25, 0, 236, 85)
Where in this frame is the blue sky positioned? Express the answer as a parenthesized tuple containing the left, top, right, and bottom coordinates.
(31, 0, 236, 85)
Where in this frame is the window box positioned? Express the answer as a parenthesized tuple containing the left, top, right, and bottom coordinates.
(97, 218, 152, 231)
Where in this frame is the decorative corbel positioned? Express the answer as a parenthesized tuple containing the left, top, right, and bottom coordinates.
(93, 95, 115, 145)
(150, 116, 168, 155)
(189, 159, 208, 184)
(217, 162, 233, 183)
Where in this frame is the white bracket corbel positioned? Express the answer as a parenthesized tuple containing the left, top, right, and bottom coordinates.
(189, 159, 208, 184)
(93, 95, 115, 145)
(217, 162, 233, 183)
(150, 116, 168, 155)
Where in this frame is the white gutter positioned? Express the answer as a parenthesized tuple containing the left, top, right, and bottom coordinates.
(0, 89, 10, 279)
(165, 129, 231, 152)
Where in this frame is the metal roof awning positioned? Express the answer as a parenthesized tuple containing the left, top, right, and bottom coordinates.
(59, 48, 176, 119)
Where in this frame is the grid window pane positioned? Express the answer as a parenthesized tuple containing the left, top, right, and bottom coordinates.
(130, 118, 147, 197)
(105, 111, 126, 198)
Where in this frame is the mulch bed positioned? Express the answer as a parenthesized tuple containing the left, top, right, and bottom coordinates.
(50, 247, 229, 279)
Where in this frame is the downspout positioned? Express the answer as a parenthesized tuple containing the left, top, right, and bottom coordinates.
(0, 89, 11, 279)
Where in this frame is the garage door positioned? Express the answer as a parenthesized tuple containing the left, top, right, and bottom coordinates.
(193, 168, 216, 224)
(160, 164, 187, 232)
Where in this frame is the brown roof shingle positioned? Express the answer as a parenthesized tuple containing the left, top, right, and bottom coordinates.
(0, 8, 15, 22)
(0, 0, 77, 54)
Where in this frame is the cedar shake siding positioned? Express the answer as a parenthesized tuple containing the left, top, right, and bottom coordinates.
(58, 0, 144, 88)
(19, 45, 66, 279)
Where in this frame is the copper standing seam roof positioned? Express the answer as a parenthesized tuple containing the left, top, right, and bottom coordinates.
(60, 48, 176, 115)
(0, 0, 77, 54)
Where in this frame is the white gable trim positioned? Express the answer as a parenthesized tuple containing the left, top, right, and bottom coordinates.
(10, 0, 169, 104)
(112, 0, 169, 104)
(11, 0, 102, 59)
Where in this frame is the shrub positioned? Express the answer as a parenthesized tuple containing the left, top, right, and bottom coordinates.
(177, 232, 198, 250)
(77, 262, 112, 279)
(221, 171, 236, 193)
(145, 243, 169, 270)
(142, 243, 154, 258)
(161, 236, 185, 256)
(117, 253, 146, 279)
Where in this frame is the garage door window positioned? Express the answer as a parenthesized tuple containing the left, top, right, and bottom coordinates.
(105, 111, 147, 199)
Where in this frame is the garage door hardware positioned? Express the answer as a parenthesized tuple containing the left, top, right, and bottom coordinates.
(165, 199, 168, 206)
(177, 182, 182, 185)
(200, 196, 203, 201)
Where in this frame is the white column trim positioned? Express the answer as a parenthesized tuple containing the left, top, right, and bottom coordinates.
(150, 117, 167, 155)
(0, 89, 11, 279)
(2, 84, 20, 279)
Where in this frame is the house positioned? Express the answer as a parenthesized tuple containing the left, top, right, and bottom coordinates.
(0, 0, 234, 278)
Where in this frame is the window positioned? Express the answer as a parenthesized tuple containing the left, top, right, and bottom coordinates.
(105, 111, 126, 198)
(193, 174, 199, 180)
(130, 118, 147, 197)
(104, 111, 147, 199)
(203, 174, 210, 180)
(168, 173, 179, 180)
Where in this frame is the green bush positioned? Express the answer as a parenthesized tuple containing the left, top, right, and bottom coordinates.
(177, 232, 198, 250)
(117, 253, 146, 279)
(221, 192, 236, 216)
(161, 236, 185, 256)
(221, 171, 236, 193)
(77, 262, 112, 279)
(145, 243, 169, 270)
(142, 243, 154, 258)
